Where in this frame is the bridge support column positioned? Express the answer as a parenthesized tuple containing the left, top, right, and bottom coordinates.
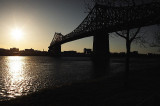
(49, 44, 61, 57)
(93, 31, 110, 60)
(92, 31, 110, 77)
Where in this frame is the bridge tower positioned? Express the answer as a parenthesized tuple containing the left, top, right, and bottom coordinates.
(48, 32, 63, 56)
(93, 31, 109, 60)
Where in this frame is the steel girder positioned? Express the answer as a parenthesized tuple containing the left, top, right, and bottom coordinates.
(49, 2, 160, 48)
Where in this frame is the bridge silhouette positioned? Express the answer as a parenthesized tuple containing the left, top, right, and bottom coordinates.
(48, 2, 160, 59)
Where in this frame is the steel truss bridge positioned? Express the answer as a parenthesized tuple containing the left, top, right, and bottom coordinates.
(49, 2, 160, 58)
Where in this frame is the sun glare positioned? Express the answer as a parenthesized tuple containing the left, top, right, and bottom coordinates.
(11, 28, 23, 40)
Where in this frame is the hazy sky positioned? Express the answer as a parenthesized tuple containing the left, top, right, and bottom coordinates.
(0, 0, 159, 53)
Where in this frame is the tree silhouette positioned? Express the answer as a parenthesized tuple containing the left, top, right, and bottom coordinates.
(115, 28, 144, 86)
(114, 0, 147, 87)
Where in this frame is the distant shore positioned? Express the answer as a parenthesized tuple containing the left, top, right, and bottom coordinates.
(0, 54, 160, 57)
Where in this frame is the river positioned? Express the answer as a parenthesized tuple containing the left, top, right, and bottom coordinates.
(0, 56, 158, 100)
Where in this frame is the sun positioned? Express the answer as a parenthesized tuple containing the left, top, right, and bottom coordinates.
(11, 28, 23, 40)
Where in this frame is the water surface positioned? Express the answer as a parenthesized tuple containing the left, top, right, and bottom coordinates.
(0, 56, 158, 100)
(0, 56, 95, 100)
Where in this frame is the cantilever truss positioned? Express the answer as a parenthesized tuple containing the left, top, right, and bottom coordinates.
(49, 2, 160, 49)
(50, 32, 63, 46)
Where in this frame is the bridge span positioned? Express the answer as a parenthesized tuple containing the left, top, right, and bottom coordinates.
(48, 2, 160, 59)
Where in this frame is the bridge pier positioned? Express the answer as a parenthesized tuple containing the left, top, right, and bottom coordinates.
(49, 44, 61, 56)
(92, 31, 110, 77)
(93, 31, 110, 60)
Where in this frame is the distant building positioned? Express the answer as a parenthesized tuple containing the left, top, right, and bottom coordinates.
(10, 48, 19, 52)
(10, 48, 19, 55)
(84, 48, 92, 54)
(147, 53, 160, 57)
(131, 51, 139, 56)
(0, 47, 48, 56)
(132, 51, 138, 54)
(63, 51, 77, 54)
(0, 48, 10, 55)
(10, 48, 19, 53)
(25, 48, 34, 52)
(0, 48, 6, 52)
(62, 51, 77, 56)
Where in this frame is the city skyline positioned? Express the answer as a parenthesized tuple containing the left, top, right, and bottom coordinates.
(0, 0, 159, 54)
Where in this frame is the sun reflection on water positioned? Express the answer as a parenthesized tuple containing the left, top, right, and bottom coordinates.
(3, 56, 27, 98)
(8, 56, 24, 82)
